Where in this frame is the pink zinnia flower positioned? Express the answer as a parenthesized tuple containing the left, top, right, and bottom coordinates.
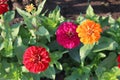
(0, 0, 8, 14)
(23, 46, 51, 73)
(56, 22, 80, 49)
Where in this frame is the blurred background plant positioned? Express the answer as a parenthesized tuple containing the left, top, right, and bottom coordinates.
(0, 0, 120, 80)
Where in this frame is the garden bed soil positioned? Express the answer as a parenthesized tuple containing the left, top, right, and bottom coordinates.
(8, 0, 120, 20)
(8, 0, 120, 80)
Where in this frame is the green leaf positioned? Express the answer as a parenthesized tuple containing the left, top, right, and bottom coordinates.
(48, 6, 64, 23)
(55, 61, 63, 70)
(32, 17, 37, 27)
(3, 11, 15, 22)
(2, 39, 13, 57)
(24, 17, 34, 29)
(16, 7, 31, 17)
(21, 73, 34, 80)
(50, 51, 67, 62)
(11, 23, 20, 40)
(21, 66, 29, 73)
(80, 44, 94, 63)
(32, 74, 41, 80)
(18, 26, 31, 45)
(42, 65, 55, 79)
(35, 0, 46, 15)
(93, 37, 118, 52)
(65, 70, 80, 80)
(0, 61, 21, 79)
(99, 16, 109, 27)
(86, 5, 95, 17)
(68, 45, 81, 63)
(36, 26, 50, 42)
(14, 36, 27, 63)
(100, 67, 120, 80)
(95, 66, 106, 78)
(0, 36, 4, 50)
(76, 14, 85, 24)
(99, 52, 117, 69)
(65, 66, 91, 80)
(109, 16, 115, 24)
(85, 5, 99, 21)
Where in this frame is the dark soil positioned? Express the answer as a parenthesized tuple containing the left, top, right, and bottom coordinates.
(7, 0, 120, 80)
(8, 0, 120, 20)
(44, 0, 120, 20)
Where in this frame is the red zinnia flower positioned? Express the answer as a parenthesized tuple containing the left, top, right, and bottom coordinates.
(118, 64, 120, 68)
(0, 0, 8, 14)
(23, 46, 51, 73)
(117, 55, 120, 63)
(56, 22, 80, 49)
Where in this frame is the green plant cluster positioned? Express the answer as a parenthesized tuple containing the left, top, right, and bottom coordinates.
(0, 0, 120, 80)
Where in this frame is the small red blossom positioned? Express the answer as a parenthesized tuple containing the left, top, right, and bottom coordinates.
(23, 46, 51, 73)
(0, 0, 8, 14)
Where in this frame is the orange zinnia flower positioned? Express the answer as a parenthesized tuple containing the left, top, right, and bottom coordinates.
(76, 19, 102, 44)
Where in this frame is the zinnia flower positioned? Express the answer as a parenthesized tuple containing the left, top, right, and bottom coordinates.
(56, 22, 80, 49)
(118, 64, 120, 68)
(23, 46, 51, 73)
(117, 55, 120, 63)
(76, 19, 102, 44)
(0, 0, 8, 14)
(117, 55, 120, 68)
(25, 4, 35, 13)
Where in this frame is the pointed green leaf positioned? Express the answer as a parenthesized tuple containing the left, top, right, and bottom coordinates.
(69, 45, 81, 63)
(80, 44, 94, 63)
(16, 7, 31, 17)
(42, 65, 55, 79)
(93, 37, 118, 52)
(14, 36, 27, 63)
(2, 39, 13, 57)
(99, 16, 109, 27)
(11, 23, 20, 40)
(36, 26, 50, 42)
(86, 5, 95, 17)
(55, 61, 63, 70)
(35, 0, 46, 15)
(3, 11, 15, 22)
(99, 52, 117, 69)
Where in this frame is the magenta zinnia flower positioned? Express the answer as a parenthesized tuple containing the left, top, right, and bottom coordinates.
(56, 22, 80, 49)
(23, 46, 51, 73)
(0, 0, 8, 14)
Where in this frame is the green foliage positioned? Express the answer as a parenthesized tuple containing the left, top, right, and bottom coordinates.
(35, 26, 50, 42)
(0, 2, 120, 80)
(86, 5, 99, 21)
(41, 65, 55, 79)
(3, 11, 15, 22)
(96, 67, 120, 80)
(93, 37, 118, 52)
(34, 0, 46, 15)
(80, 44, 94, 65)
(68, 45, 81, 63)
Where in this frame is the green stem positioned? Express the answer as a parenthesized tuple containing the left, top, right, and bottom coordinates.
(81, 61, 84, 67)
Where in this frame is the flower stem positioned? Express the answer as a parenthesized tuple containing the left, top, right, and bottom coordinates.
(81, 61, 84, 67)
